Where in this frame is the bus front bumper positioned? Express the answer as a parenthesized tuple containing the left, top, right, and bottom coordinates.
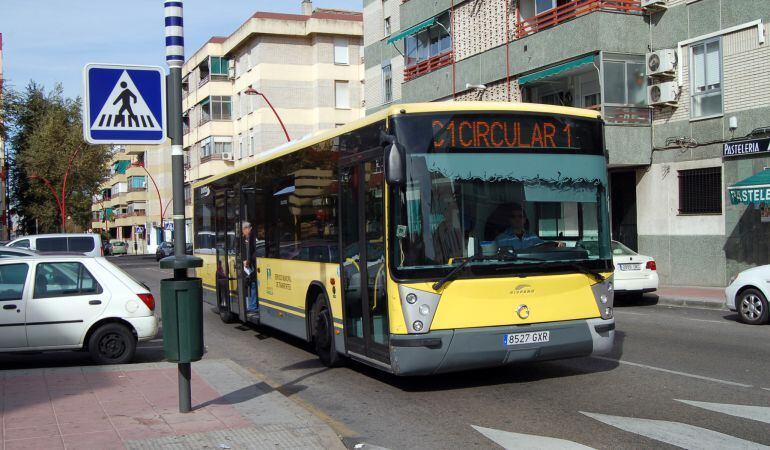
(389, 317, 614, 376)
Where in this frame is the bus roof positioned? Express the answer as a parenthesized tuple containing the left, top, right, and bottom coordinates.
(193, 102, 602, 189)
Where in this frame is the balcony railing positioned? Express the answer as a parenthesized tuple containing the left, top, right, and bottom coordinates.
(127, 186, 147, 193)
(515, 0, 642, 39)
(200, 153, 224, 164)
(602, 105, 651, 126)
(198, 74, 210, 88)
(404, 51, 454, 82)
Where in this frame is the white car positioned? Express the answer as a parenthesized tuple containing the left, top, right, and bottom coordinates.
(7, 233, 104, 257)
(725, 265, 770, 325)
(0, 255, 158, 363)
(611, 241, 659, 296)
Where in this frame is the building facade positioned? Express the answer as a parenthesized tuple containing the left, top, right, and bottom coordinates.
(91, 143, 173, 254)
(365, 0, 770, 287)
(182, 1, 364, 220)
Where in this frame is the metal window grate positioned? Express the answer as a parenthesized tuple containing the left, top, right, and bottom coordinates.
(678, 167, 722, 214)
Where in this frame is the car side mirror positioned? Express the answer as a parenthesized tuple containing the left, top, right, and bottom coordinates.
(385, 143, 405, 186)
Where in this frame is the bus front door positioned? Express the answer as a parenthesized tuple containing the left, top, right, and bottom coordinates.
(215, 190, 239, 323)
(340, 157, 390, 365)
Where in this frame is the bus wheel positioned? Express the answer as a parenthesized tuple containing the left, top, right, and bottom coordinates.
(312, 294, 342, 367)
(218, 288, 237, 324)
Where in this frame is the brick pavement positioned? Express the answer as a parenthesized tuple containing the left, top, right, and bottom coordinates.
(0, 360, 345, 450)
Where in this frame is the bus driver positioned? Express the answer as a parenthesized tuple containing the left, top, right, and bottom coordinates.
(495, 202, 544, 250)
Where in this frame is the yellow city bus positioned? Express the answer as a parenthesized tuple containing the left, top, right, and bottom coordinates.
(192, 102, 615, 375)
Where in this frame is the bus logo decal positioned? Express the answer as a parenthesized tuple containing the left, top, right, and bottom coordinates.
(516, 304, 530, 319)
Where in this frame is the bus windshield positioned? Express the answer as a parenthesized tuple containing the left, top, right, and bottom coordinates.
(391, 113, 612, 280)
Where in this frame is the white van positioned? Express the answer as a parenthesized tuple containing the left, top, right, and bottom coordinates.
(6, 233, 103, 257)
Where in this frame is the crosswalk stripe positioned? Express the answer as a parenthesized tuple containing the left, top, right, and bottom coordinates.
(96, 113, 156, 129)
(581, 412, 770, 450)
(471, 425, 594, 450)
(676, 399, 770, 425)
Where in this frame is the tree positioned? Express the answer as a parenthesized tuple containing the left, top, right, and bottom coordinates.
(5, 83, 111, 233)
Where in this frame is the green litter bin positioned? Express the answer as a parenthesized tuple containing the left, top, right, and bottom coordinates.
(161, 278, 204, 363)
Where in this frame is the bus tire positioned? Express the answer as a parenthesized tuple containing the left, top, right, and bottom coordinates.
(312, 293, 342, 367)
(218, 286, 237, 324)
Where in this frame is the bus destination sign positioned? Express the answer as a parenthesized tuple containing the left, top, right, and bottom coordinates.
(432, 117, 583, 151)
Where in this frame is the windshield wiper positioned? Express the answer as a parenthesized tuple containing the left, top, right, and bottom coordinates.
(432, 253, 484, 291)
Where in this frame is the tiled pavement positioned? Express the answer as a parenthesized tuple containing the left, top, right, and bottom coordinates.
(0, 359, 345, 450)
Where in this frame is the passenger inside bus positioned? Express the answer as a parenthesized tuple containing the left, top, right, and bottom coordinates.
(242, 221, 257, 313)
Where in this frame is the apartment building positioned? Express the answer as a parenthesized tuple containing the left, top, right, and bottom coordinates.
(181, 0, 364, 215)
(91, 143, 173, 254)
(366, 0, 770, 287)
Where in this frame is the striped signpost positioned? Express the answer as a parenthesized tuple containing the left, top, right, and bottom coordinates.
(162, 0, 204, 414)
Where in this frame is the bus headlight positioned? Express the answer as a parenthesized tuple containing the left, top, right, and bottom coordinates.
(399, 286, 440, 334)
(591, 276, 614, 320)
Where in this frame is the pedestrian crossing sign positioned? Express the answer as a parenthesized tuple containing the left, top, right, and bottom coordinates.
(83, 63, 166, 144)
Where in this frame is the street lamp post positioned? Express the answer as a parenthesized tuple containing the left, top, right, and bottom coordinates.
(244, 85, 291, 142)
(29, 144, 83, 232)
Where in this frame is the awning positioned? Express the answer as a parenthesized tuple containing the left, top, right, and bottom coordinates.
(517, 55, 596, 85)
(728, 168, 770, 205)
(113, 160, 131, 174)
(386, 17, 436, 44)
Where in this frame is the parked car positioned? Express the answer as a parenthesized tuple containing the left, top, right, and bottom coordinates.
(0, 254, 158, 363)
(611, 240, 658, 296)
(6, 233, 103, 257)
(156, 241, 174, 261)
(725, 265, 770, 325)
(0, 247, 38, 258)
(111, 241, 128, 255)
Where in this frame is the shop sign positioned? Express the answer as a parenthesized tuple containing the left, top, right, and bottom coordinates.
(723, 137, 770, 158)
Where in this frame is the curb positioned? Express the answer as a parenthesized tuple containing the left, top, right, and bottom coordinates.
(654, 295, 727, 310)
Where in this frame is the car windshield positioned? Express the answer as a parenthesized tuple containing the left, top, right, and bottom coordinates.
(391, 113, 612, 279)
(612, 241, 637, 256)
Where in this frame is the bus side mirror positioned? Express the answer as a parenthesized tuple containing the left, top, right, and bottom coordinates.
(385, 143, 405, 186)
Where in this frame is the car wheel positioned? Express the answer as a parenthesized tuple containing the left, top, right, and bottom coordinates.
(218, 286, 238, 324)
(88, 323, 137, 365)
(312, 293, 342, 367)
(737, 288, 769, 325)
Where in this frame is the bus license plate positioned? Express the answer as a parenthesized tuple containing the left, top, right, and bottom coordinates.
(503, 331, 550, 346)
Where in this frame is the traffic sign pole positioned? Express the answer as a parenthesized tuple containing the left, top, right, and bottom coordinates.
(162, 0, 203, 414)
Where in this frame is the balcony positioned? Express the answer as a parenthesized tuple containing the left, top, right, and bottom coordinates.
(515, 0, 642, 39)
(404, 51, 454, 82)
(200, 153, 226, 164)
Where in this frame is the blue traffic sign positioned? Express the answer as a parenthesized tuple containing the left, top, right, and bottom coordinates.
(83, 63, 166, 144)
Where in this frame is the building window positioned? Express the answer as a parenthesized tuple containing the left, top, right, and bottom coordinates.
(209, 57, 229, 76)
(603, 57, 646, 106)
(678, 167, 722, 215)
(382, 64, 393, 104)
(384, 17, 391, 36)
(249, 130, 255, 157)
(535, 0, 556, 14)
(404, 12, 451, 68)
(200, 96, 232, 123)
(690, 38, 722, 118)
(201, 137, 232, 158)
(238, 134, 244, 159)
(335, 80, 350, 109)
(334, 37, 349, 65)
(128, 176, 147, 191)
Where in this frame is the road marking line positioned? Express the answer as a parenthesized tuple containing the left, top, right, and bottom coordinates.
(471, 425, 594, 450)
(591, 356, 753, 388)
(763, 388, 770, 392)
(581, 412, 770, 450)
(682, 318, 730, 324)
(676, 399, 770, 424)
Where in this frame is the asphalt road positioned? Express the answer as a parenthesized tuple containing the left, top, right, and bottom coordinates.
(4, 256, 770, 449)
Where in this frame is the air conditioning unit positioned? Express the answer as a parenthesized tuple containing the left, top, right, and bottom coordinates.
(228, 60, 236, 80)
(641, 0, 667, 11)
(648, 81, 679, 107)
(647, 49, 677, 77)
(221, 152, 234, 161)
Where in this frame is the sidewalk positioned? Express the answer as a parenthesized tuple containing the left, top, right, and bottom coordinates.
(0, 359, 345, 450)
(651, 285, 727, 310)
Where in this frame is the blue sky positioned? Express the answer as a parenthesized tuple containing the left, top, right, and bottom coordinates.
(0, 0, 362, 99)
